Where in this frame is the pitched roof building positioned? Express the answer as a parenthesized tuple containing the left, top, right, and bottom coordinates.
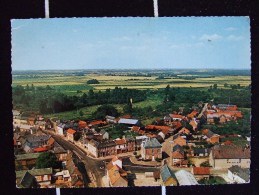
(209, 145, 250, 168)
(106, 156, 128, 187)
(160, 164, 178, 186)
(175, 170, 198, 186)
(141, 138, 162, 161)
(228, 165, 250, 183)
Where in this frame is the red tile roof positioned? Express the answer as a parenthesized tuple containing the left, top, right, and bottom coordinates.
(187, 111, 198, 118)
(170, 114, 183, 119)
(131, 126, 140, 132)
(179, 127, 190, 134)
(89, 120, 107, 126)
(34, 147, 48, 152)
(224, 140, 233, 145)
(192, 167, 210, 175)
(212, 145, 250, 159)
(171, 151, 184, 159)
(145, 125, 171, 131)
(114, 138, 126, 145)
(67, 128, 76, 134)
(120, 115, 131, 119)
(78, 120, 87, 128)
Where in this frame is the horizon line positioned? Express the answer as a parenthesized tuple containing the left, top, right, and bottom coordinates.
(12, 68, 251, 71)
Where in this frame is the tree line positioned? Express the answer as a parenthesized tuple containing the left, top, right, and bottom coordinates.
(12, 85, 147, 114)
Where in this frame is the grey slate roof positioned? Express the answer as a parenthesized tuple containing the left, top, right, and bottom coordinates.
(160, 164, 176, 183)
(118, 118, 139, 125)
(143, 138, 162, 149)
(228, 166, 250, 182)
(193, 148, 210, 155)
(26, 134, 51, 143)
(204, 130, 217, 138)
(19, 171, 38, 188)
(172, 144, 184, 154)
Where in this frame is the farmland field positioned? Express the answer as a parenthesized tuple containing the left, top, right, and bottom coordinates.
(12, 70, 251, 95)
(12, 69, 251, 121)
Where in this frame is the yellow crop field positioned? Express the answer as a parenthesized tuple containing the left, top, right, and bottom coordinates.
(12, 73, 251, 95)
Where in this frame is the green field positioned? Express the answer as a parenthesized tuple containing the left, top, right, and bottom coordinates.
(12, 73, 251, 96)
(13, 69, 251, 121)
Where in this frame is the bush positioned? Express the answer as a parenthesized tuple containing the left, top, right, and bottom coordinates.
(87, 79, 100, 84)
(200, 161, 211, 167)
(36, 152, 60, 169)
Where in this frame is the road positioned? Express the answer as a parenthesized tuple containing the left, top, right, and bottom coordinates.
(42, 130, 105, 187)
(198, 102, 208, 118)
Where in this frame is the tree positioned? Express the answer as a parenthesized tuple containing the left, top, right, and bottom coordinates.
(165, 84, 170, 96)
(74, 132, 81, 141)
(79, 110, 84, 117)
(213, 84, 218, 90)
(123, 104, 133, 114)
(93, 104, 119, 119)
(87, 79, 100, 84)
(36, 152, 59, 169)
(200, 161, 211, 167)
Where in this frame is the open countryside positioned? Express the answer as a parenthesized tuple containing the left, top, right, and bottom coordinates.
(13, 69, 251, 188)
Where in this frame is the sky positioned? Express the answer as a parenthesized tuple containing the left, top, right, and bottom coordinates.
(11, 17, 251, 70)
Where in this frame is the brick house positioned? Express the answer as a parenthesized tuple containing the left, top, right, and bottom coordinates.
(141, 138, 162, 161)
(171, 144, 185, 166)
(114, 138, 127, 154)
(15, 153, 41, 170)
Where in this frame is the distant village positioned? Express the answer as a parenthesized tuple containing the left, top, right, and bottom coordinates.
(13, 102, 250, 188)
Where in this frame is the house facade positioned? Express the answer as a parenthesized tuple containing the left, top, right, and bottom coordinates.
(191, 167, 210, 179)
(209, 145, 250, 169)
(141, 138, 162, 161)
(66, 129, 76, 142)
(171, 145, 185, 166)
(16, 168, 53, 187)
(88, 139, 116, 158)
(15, 153, 42, 170)
(114, 138, 127, 154)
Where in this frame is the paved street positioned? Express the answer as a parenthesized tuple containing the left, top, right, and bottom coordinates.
(42, 130, 105, 187)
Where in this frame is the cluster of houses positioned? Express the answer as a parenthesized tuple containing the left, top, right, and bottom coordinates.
(13, 101, 251, 187)
(13, 111, 88, 188)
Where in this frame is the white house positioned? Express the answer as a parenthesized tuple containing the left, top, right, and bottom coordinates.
(56, 123, 66, 136)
